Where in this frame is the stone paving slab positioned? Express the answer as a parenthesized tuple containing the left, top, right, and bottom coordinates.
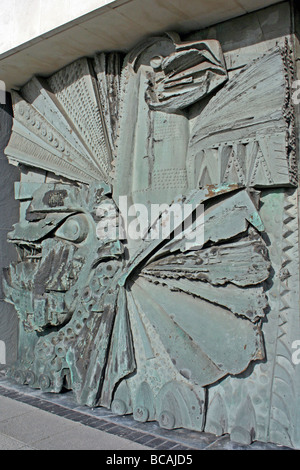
(0, 372, 294, 451)
(0, 395, 150, 450)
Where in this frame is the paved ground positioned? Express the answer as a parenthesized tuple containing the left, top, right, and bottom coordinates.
(0, 372, 294, 451)
(0, 395, 152, 450)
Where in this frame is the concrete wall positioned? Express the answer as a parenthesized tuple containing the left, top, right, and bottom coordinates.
(0, 94, 19, 368)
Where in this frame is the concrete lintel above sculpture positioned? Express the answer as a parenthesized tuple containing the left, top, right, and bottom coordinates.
(0, 0, 284, 91)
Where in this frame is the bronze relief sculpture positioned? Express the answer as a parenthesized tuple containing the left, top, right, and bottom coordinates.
(2, 33, 298, 445)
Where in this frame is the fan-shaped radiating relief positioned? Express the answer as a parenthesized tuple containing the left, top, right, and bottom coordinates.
(6, 91, 103, 183)
(4, 182, 271, 428)
(47, 58, 113, 181)
(21, 76, 94, 161)
(3, 33, 281, 437)
(5, 54, 122, 184)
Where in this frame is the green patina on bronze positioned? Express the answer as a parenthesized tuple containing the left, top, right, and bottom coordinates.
(2, 33, 298, 446)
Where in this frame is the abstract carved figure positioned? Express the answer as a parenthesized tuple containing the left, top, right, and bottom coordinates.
(2, 34, 297, 440)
